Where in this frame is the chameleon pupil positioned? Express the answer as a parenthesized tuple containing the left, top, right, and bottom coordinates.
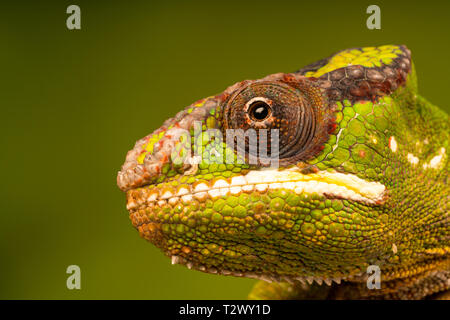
(249, 101, 270, 121)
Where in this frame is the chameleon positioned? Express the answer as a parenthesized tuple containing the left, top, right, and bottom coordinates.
(117, 45, 449, 299)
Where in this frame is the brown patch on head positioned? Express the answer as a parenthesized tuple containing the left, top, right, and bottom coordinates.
(296, 45, 412, 103)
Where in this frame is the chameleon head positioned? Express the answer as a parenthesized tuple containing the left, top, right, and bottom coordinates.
(117, 45, 448, 283)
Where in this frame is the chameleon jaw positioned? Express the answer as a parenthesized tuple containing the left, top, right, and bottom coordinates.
(169, 253, 353, 286)
(126, 169, 386, 211)
(125, 168, 387, 284)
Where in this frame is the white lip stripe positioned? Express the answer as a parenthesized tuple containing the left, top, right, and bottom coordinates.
(140, 169, 386, 206)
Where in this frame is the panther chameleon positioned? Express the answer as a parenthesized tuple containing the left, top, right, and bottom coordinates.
(117, 45, 449, 299)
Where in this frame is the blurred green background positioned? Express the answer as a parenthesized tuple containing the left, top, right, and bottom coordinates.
(1, 0, 449, 299)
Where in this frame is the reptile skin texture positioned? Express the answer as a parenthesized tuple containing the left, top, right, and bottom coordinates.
(117, 45, 449, 299)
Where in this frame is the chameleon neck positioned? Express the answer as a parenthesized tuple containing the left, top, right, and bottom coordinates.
(249, 262, 450, 299)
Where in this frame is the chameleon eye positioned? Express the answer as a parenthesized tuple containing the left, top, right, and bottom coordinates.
(247, 98, 272, 121)
(223, 80, 327, 165)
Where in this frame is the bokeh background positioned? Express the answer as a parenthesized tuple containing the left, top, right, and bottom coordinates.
(1, 0, 449, 299)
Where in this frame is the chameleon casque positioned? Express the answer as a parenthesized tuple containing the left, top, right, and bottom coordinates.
(117, 45, 449, 299)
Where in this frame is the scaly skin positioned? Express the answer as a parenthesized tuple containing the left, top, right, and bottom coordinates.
(117, 45, 449, 299)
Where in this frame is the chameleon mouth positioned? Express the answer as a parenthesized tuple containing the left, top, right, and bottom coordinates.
(126, 169, 386, 211)
(126, 169, 386, 284)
